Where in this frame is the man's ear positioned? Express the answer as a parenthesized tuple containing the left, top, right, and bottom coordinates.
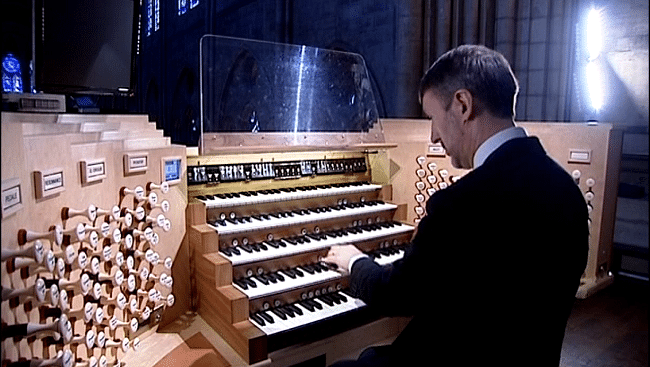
(453, 89, 474, 123)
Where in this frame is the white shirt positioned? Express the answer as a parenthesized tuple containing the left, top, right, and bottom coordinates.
(473, 126, 528, 169)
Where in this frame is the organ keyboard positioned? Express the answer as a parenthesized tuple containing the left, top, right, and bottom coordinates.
(187, 148, 414, 364)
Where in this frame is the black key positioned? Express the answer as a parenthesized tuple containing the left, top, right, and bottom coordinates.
(259, 311, 274, 323)
(234, 279, 248, 290)
(282, 306, 295, 318)
(332, 292, 347, 303)
(319, 295, 335, 307)
(271, 309, 287, 320)
(287, 304, 303, 316)
(251, 313, 265, 326)
(272, 272, 285, 282)
(255, 276, 269, 285)
(281, 269, 296, 279)
(300, 301, 315, 312)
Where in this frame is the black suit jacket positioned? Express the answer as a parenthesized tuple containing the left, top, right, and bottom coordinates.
(350, 137, 588, 366)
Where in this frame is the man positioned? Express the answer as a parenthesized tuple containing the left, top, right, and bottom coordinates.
(325, 45, 588, 366)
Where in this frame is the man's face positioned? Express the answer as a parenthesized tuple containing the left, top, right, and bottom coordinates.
(422, 89, 468, 169)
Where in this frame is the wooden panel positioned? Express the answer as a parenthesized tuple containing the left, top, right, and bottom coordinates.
(1, 112, 187, 364)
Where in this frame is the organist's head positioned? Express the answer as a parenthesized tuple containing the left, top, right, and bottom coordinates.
(419, 45, 519, 169)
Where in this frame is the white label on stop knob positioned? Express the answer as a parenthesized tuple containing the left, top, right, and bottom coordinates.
(59, 289, 69, 311)
(167, 293, 175, 307)
(144, 227, 153, 241)
(62, 345, 73, 367)
(135, 206, 146, 221)
(89, 231, 99, 247)
(126, 298, 136, 315)
(80, 273, 91, 294)
(45, 251, 55, 272)
(151, 232, 160, 246)
(140, 267, 149, 281)
(132, 337, 141, 351)
(49, 284, 59, 307)
(111, 205, 121, 220)
(130, 318, 139, 332)
(84, 302, 95, 322)
(86, 329, 96, 349)
(101, 222, 111, 238)
(95, 307, 104, 324)
(75, 223, 86, 242)
(156, 214, 166, 227)
(56, 258, 66, 278)
(34, 240, 44, 264)
(124, 212, 133, 227)
(134, 186, 145, 199)
(148, 192, 158, 206)
(102, 246, 112, 262)
(54, 225, 64, 246)
(91, 257, 100, 274)
(163, 219, 171, 232)
(112, 228, 121, 244)
(127, 274, 136, 292)
(117, 292, 127, 309)
(115, 251, 124, 267)
(164, 256, 173, 269)
(142, 306, 151, 320)
(114, 270, 124, 285)
(161, 200, 170, 213)
(65, 245, 76, 264)
(124, 233, 134, 250)
(122, 337, 130, 352)
(97, 331, 106, 348)
(93, 283, 102, 300)
(164, 275, 173, 288)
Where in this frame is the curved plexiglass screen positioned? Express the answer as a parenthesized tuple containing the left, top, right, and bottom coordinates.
(200, 35, 380, 134)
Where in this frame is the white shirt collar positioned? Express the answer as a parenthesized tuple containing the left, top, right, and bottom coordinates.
(473, 126, 528, 168)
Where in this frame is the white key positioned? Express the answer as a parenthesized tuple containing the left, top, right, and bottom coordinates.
(234, 266, 342, 299)
(223, 222, 413, 265)
(199, 183, 383, 209)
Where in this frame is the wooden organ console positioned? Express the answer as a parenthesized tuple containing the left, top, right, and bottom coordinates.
(382, 119, 623, 299)
(185, 130, 412, 365)
(1, 112, 187, 367)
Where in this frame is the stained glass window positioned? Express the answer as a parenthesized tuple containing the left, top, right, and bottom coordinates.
(2, 53, 23, 93)
(146, 0, 160, 37)
(146, 0, 152, 36)
(178, 0, 187, 15)
(179, 0, 198, 16)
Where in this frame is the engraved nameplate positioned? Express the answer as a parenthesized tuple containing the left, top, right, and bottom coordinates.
(81, 159, 107, 183)
(34, 168, 65, 199)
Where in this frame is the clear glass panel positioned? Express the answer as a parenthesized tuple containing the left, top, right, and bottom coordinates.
(200, 35, 380, 135)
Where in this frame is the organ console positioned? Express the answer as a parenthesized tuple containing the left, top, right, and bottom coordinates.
(2, 36, 624, 367)
(185, 134, 414, 363)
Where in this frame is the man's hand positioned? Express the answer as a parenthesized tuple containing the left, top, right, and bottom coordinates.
(321, 244, 363, 275)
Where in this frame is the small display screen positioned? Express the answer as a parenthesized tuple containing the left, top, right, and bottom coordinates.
(164, 158, 182, 183)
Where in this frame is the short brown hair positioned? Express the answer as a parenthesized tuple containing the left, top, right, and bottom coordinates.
(419, 45, 519, 119)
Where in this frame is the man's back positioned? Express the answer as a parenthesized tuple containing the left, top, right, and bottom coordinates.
(351, 136, 588, 365)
